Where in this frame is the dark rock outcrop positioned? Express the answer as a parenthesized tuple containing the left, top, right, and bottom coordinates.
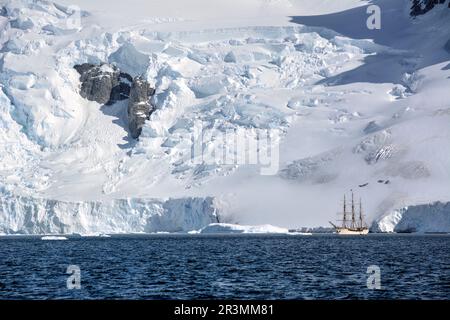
(74, 63, 155, 139)
(127, 77, 155, 139)
(410, 0, 448, 16)
(74, 63, 132, 105)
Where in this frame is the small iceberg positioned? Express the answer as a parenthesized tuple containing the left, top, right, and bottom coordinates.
(80, 233, 111, 237)
(99, 233, 111, 238)
(287, 232, 313, 236)
(41, 236, 68, 241)
(195, 223, 290, 234)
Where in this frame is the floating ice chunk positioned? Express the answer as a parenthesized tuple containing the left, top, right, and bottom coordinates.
(198, 223, 289, 234)
(41, 236, 68, 240)
(287, 232, 313, 236)
(80, 233, 111, 237)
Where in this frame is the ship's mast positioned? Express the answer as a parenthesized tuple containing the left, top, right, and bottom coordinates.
(351, 191, 356, 229)
(342, 195, 347, 228)
(359, 198, 363, 229)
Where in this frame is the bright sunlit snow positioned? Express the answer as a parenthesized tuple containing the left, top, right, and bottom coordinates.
(0, 0, 449, 234)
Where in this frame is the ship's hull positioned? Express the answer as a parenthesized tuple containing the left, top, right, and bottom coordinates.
(335, 228, 369, 235)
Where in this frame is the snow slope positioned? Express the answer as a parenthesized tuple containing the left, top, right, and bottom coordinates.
(0, 0, 449, 233)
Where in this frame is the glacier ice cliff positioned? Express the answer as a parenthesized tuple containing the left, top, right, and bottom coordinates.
(0, 192, 219, 235)
(371, 201, 450, 233)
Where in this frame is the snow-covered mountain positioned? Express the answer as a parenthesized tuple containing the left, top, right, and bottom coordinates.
(0, 0, 449, 234)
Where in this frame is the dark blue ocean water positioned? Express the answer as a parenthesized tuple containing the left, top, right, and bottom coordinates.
(0, 234, 449, 300)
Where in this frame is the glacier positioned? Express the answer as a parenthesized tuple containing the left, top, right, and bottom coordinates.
(0, 0, 449, 234)
(372, 201, 450, 233)
(0, 191, 219, 234)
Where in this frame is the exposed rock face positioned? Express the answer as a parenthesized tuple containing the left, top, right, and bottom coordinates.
(111, 72, 133, 103)
(410, 0, 448, 16)
(74, 63, 155, 139)
(74, 63, 132, 105)
(127, 77, 155, 139)
(10, 17, 34, 30)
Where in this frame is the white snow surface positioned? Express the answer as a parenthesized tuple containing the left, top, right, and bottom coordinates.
(0, 0, 449, 234)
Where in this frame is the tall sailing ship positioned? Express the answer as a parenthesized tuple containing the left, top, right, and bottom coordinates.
(329, 191, 369, 235)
